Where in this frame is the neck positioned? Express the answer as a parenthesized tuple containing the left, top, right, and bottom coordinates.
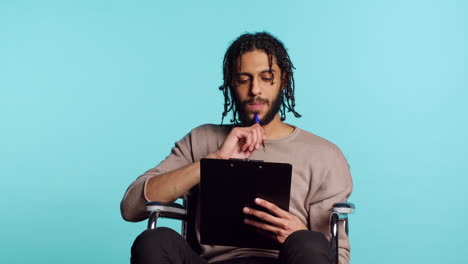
(261, 114, 294, 139)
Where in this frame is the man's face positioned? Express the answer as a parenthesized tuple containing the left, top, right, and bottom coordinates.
(232, 49, 283, 126)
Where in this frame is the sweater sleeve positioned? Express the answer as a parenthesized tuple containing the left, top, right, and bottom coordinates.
(120, 130, 195, 222)
(308, 146, 353, 264)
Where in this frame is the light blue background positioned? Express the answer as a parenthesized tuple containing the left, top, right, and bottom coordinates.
(1, 1, 467, 263)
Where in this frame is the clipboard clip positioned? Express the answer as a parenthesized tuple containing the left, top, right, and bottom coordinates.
(228, 158, 264, 162)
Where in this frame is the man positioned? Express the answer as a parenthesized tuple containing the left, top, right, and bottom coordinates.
(121, 32, 353, 264)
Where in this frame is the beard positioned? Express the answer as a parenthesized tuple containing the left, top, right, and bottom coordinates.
(235, 91, 283, 126)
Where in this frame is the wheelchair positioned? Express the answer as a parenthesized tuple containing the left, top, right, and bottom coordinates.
(145, 189, 354, 264)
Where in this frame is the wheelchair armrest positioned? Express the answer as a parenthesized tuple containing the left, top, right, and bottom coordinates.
(145, 201, 188, 230)
(332, 202, 355, 215)
(146, 201, 187, 220)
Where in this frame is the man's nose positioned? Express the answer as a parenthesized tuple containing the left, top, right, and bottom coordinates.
(249, 78, 261, 96)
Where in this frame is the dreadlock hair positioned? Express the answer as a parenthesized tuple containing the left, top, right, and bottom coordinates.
(219, 32, 302, 125)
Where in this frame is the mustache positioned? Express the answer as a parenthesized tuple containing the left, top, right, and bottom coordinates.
(241, 97, 269, 105)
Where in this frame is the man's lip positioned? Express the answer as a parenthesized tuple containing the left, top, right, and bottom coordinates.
(246, 102, 264, 110)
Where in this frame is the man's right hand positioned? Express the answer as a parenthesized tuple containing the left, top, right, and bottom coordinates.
(144, 124, 265, 203)
(215, 124, 266, 160)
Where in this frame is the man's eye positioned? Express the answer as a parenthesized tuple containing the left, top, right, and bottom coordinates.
(238, 79, 250, 84)
(261, 73, 273, 82)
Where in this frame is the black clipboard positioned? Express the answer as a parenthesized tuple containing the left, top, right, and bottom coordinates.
(199, 158, 292, 250)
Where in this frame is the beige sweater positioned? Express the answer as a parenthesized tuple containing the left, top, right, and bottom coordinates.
(121, 124, 353, 264)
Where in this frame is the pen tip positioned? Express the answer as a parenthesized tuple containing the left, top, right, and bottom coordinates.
(254, 113, 260, 124)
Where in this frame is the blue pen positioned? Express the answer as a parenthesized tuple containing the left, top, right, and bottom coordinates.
(254, 113, 260, 124)
(254, 113, 266, 152)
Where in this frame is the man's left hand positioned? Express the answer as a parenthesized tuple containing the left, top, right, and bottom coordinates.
(243, 198, 308, 244)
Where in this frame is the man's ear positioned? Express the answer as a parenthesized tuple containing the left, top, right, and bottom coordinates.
(281, 72, 289, 90)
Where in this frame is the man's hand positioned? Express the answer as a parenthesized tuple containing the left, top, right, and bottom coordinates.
(243, 198, 308, 244)
(215, 124, 266, 160)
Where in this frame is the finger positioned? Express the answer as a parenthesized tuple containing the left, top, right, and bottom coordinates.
(245, 126, 261, 152)
(256, 228, 285, 244)
(244, 218, 282, 242)
(236, 128, 251, 152)
(256, 126, 266, 151)
(253, 126, 262, 149)
(247, 124, 263, 149)
(257, 124, 266, 141)
(250, 127, 258, 151)
(233, 128, 250, 142)
(255, 228, 277, 241)
(245, 130, 256, 152)
(254, 198, 289, 218)
(258, 126, 266, 146)
(243, 217, 280, 234)
(244, 217, 290, 244)
(243, 206, 285, 228)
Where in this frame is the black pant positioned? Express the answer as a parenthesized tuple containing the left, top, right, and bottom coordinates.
(131, 227, 331, 264)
